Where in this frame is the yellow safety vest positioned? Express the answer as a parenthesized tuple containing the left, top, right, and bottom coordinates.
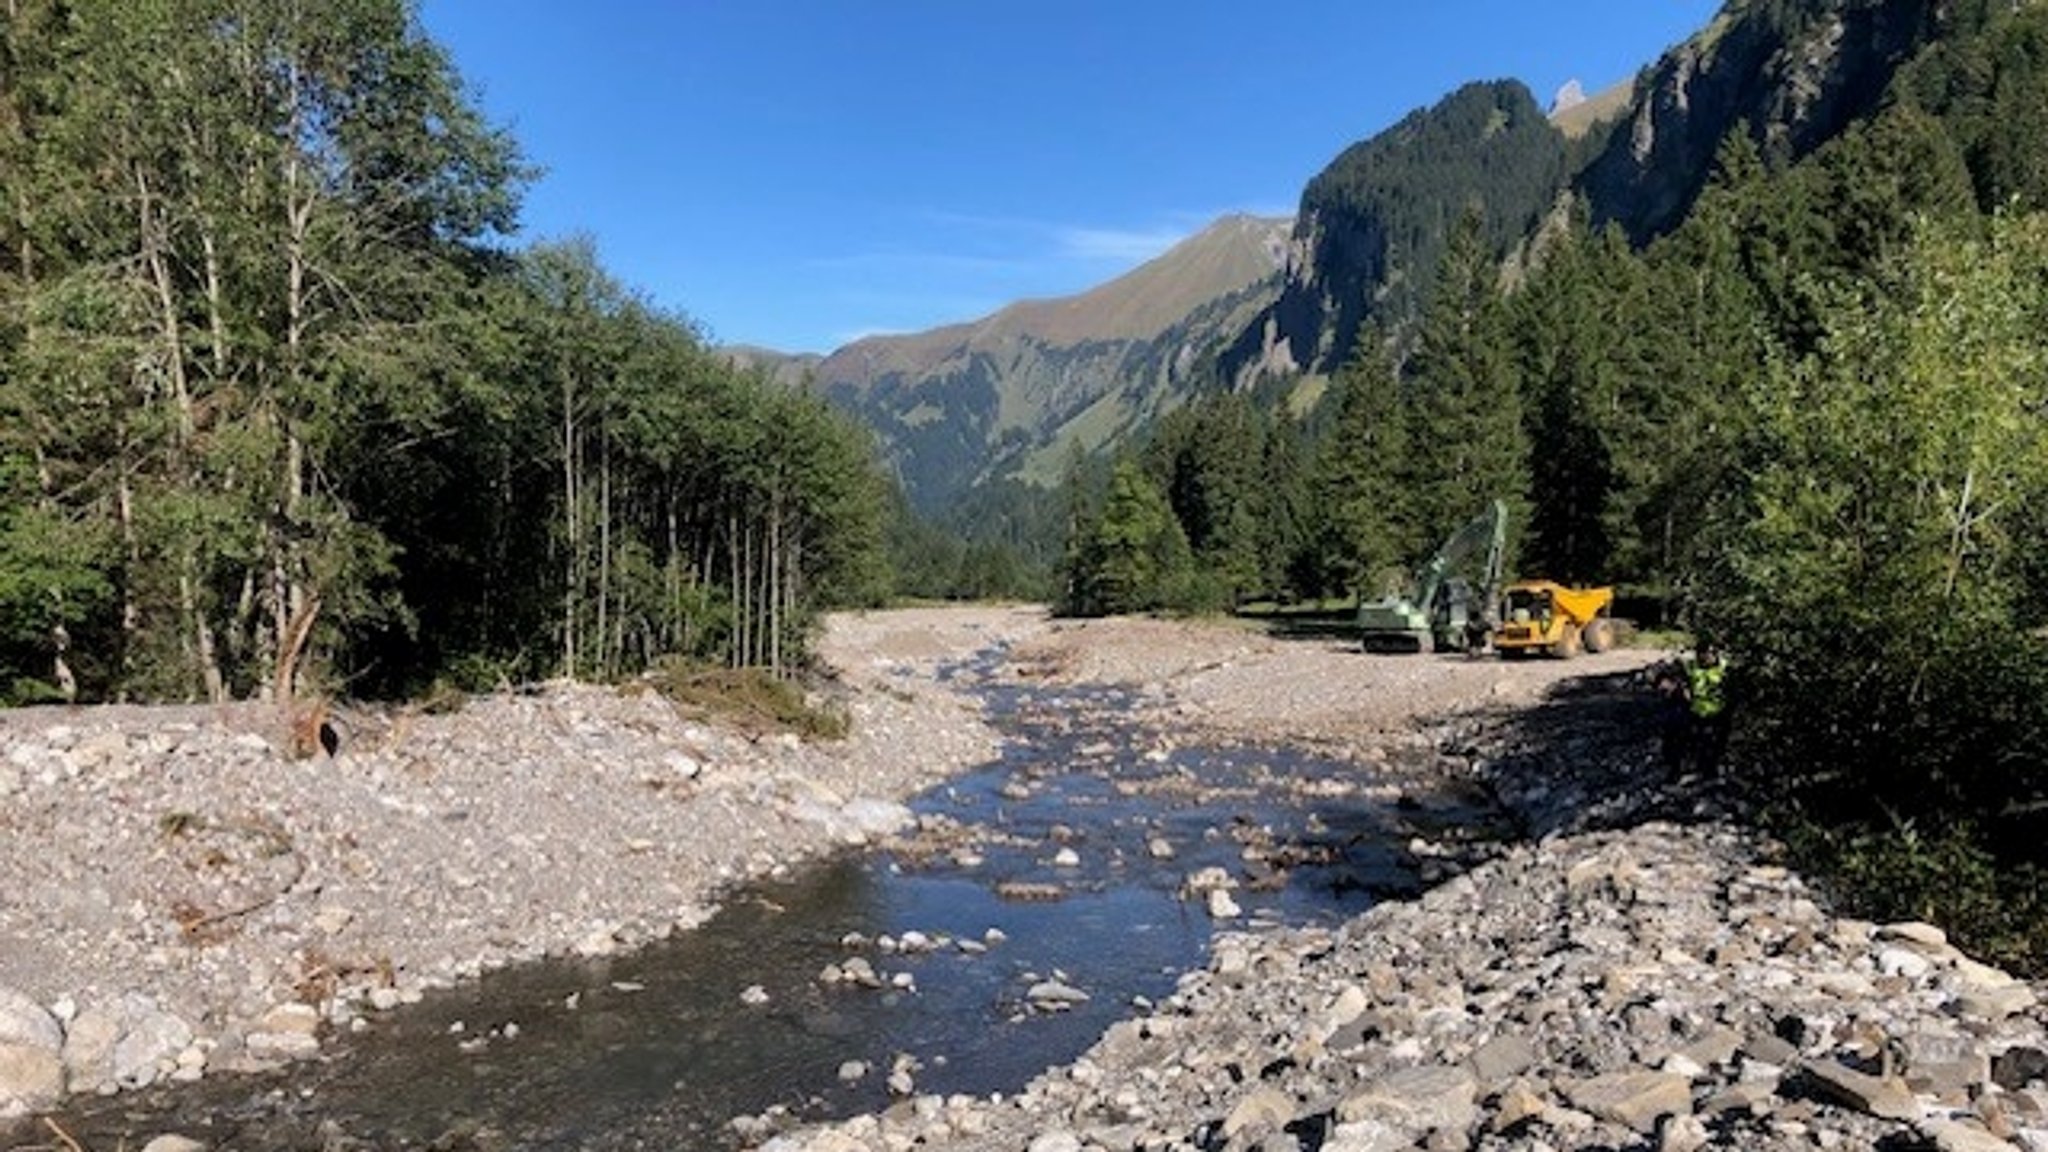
(1686, 661, 1726, 719)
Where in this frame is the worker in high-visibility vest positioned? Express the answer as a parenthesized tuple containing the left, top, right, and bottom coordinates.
(1679, 644, 1729, 775)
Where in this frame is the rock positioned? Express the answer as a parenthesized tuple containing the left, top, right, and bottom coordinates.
(1879, 921, 1951, 950)
(1221, 1084, 1296, 1139)
(312, 905, 355, 936)
(1996, 1047, 2048, 1091)
(840, 798, 913, 838)
(1147, 837, 1175, 860)
(1025, 1132, 1081, 1152)
(1646, 1112, 1705, 1152)
(1879, 946, 1935, 980)
(1338, 1065, 1477, 1136)
(1799, 1058, 1921, 1121)
(1027, 980, 1090, 1010)
(64, 996, 192, 1092)
(1903, 1031, 1991, 1095)
(1924, 1118, 2023, 1152)
(1469, 1034, 1540, 1085)
(1206, 888, 1242, 918)
(1323, 1118, 1409, 1152)
(0, 988, 61, 1053)
(740, 985, 770, 1006)
(0, 1042, 64, 1117)
(140, 1138, 207, 1152)
(245, 1002, 322, 1061)
(1960, 983, 2039, 1022)
(1490, 1083, 1549, 1132)
(837, 1060, 867, 1082)
(1562, 1070, 1694, 1134)
(1051, 847, 1080, 868)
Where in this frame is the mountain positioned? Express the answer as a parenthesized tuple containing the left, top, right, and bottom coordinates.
(798, 214, 1290, 515)
(1579, 0, 1947, 242)
(1220, 80, 1573, 386)
(738, 0, 1971, 524)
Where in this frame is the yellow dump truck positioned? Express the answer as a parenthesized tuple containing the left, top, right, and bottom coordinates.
(1492, 580, 1616, 658)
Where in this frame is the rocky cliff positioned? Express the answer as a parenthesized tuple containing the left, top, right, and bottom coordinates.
(1579, 0, 1944, 242)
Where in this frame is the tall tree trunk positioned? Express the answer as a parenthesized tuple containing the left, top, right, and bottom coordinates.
(597, 427, 611, 679)
(137, 165, 223, 702)
(561, 375, 578, 678)
(274, 64, 315, 699)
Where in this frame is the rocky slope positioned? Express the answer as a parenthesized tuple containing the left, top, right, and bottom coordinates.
(773, 216, 1290, 514)
(1579, 0, 1941, 242)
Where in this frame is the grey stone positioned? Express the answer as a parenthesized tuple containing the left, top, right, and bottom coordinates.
(1468, 1034, 1540, 1085)
(140, 1138, 207, 1152)
(112, 1008, 192, 1088)
(1923, 1118, 2023, 1152)
(0, 1042, 64, 1118)
(1337, 1065, 1477, 1136)
(1903, 1031, 1991, 1095)
(0, 988, 60, 1053)
(1960, 983, 2039, 1022)
(1996, 1047, 2048, 1090)
(1659, 1112, 1711, 1152)
(1800, 1058, 1921, 1121)
(1321, 1118, 1407, 1152)
(1025, 1132, 1081, 1152)
(1026, 980, 1089, 1008)
(64, 996, 191, 1092)
(1678, 1026, 1743, 1070)
(1878, 921, 1951, 950)
(1221, 1084, 1295, 1139)
(1741, 1031, 1800, 1067)
(1562, 1070, 1693, 1133)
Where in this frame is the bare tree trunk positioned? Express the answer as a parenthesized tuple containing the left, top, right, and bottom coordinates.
(137, 165, 223, 702)
(768, 490, 782, 675)
(274, 63, 316, 699)
(597, 428, 611, 679)
(561, 377, 578, 678)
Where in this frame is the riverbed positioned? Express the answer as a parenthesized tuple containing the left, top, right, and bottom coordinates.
(37, 653, 1500, 1150)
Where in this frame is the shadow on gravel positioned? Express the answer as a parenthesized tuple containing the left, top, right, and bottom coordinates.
(1445, 664, 1743, 842)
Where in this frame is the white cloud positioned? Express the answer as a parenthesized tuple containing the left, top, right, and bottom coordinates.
(1054, 225, 1190, 264)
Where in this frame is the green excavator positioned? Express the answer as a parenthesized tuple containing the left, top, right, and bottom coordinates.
(1355, 499, 1507, 654)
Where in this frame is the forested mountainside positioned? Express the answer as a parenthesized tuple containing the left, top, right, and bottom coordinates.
(1222, 80, 1571, 384)
(1048, 0, 2048, 967)
(0, 1, 892, 705)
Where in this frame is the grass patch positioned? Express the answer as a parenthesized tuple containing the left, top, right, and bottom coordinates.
(645, 661, 851, 742)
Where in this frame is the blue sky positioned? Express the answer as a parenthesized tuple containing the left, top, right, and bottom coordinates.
(419, 2, 1723, 354)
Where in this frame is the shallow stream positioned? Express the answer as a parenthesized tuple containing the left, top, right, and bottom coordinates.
(48, 663, 1497, 1150)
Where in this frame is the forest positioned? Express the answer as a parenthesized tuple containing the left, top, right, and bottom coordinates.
(6, 0, 2048, 965)
(0, 0, 891, 706)
(1053, 1, 2048, 966)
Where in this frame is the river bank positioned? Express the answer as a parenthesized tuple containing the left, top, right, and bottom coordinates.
(759, 613, 2048, 1152)
(8, 605, 2040, 1151)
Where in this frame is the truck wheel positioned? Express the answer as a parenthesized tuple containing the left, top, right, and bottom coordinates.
(1552, 624, 1582, 659)
(1583, 618, 1613, 654)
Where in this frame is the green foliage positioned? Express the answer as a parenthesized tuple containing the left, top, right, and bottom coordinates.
(1293, 80, 1568, 365)
(1059, 459, 1204, 617)
(0, 0, 893, 701)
